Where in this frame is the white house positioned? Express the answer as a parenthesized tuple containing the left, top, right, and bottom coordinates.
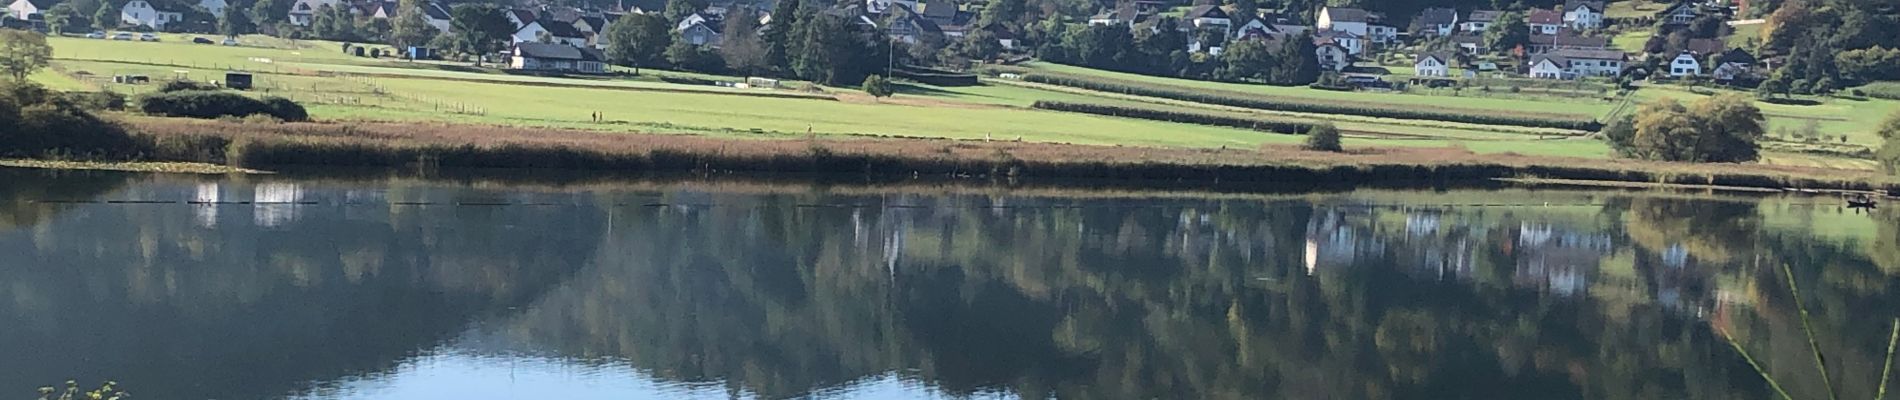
(1656, 2, 1697, 26)
(8, 0, 49, 20)
(1562, 0, 1604, 30)
(1552, 48, 1625, 77)
(1669, 51, 1701, 77)
(198, 0, 228, 16)
(1314, 29, 1363, 55)
(287, 0, 338, 25)
(1411, 7, 1456, 37)
(1316, 7, 1369, 37)
(513, 20, 590, 47)
(1711, 48, 1757, 82)
(1315, 42, 1350, 71)
(122, 0, 184, 29)
(511, 42, 608, 74)
(1528, 56, 1568, 79)
(1414, 52, 1452, 77)
(1087, 5, 1144, 27)
(1528, 9, 1562, 35)
(1460, 10, 1500, 33)
(1183, 5, 1232, 30)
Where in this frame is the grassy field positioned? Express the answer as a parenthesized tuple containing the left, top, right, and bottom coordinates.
(27, 34, 1895, 171)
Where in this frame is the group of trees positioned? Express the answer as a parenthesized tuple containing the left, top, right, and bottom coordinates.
(601, 0, 889, 85)
(1600, 94, 1766, 163)
(1030, 20, 1320, 86)
(1754, 0, 1900, 96)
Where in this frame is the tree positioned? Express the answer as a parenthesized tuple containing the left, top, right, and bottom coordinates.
(1484, 11, 1529, 55)
(220, 4, 256, 37)
(665, 34, 720, 72)
(1878, 112, 1900, 174)
(663, 0, 701, 24)
(390, 0, 439, 49)
(93, 2, 119, 31)
(603, 13, 670, 73)
(790, 11, 850, 84)
(251, 0, 290, 25)
(1304, 122, 1342, 152)
(1271, 32, 1320, 85)
(0, 30, 53, 81)
(979, 0, 1026, 27)
(1619, 95, 1764, 162)
(861, 74, 892, 98)
(311, 5, 359, 41)
(719, 10, 770, 76)
(45, 4, 88, 35)
(761, 0, 800, 72)
(1230, 0, 1259, 22)
(953, 29, 1004, 63)
(1219, 38, 1275, 81)
(449, 4, 512, 66)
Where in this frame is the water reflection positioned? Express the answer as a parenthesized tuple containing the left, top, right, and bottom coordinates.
(0, 169, 1895, 399)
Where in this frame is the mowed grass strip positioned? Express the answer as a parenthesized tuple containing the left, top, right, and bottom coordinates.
(1019, 72, 1604, 131)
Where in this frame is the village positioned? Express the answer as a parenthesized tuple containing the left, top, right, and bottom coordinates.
(5, 0, 1766, 85)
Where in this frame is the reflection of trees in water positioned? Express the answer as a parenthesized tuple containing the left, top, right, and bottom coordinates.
(0, 175, 601, 400)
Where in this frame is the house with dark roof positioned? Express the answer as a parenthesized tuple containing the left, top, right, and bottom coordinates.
(1314, 29, 1363, 55)
(1656, 2, 1698, 26)
(1528, 9, 1562, 34)
(1460, 10, 1501, 33)
(1087, 4, 1145, 27)
(885, 7, 942, 44)
(6, 0, 49, 20)
(511, 42, 608, 74)
(506, 8, 538, 29)
(1711, 48, 1757, 82)
(514, 20, 590, 47)
(1315, 41, 1351, 71)
(1316, 6, 1369, 37)
(1450, 33, 1483, 54)
(1183, 4, 1231, 30)
(1411, 7, 1457, 37)
(121, 0, 185, 29)
(915, 0, 956, 25)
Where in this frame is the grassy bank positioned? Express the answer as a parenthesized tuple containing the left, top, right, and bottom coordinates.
(124, 117, 1897, 192)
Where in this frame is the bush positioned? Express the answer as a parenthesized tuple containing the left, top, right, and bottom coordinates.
(1031, 101, 1317, 134)
(135, 90, 308, 121)
(1304, 123, 1343, 152)
(62, 91, 127, 111)
(861, 75, 893, 98)
(0, 82, 140, 158)
(158, 79, 220, 93)
(1021, 73, 1601, 131)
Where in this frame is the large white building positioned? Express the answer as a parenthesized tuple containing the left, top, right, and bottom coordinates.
(1316, 7, 1369, 37)
(121, 0, 184, 29)
(1562, 0, 1604, 30)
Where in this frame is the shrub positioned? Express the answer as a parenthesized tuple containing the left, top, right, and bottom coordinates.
(135, 90, 308, 121)
(61, 91, 127, 111)
(158, 79, 220, 93)
(1031, 101, 1317, 134)
(1021, 73, 1601, 131)
(861, 75, 893, 98)
(0, 84, 139, 158)
(1304, 123, 1342, 152)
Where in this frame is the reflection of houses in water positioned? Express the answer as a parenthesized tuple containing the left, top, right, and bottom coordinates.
(253, 182, 304, 228)
(1303, 209, 1382, 274)
(1513, 222, 1615, 297)
(193, 182, 221, 228)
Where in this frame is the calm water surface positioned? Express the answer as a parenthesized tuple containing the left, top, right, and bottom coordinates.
(2, 169, 1897, 399)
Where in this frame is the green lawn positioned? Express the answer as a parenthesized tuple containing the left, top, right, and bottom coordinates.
(1635, 86, 1900, 147)
(1605, 0, 1670, 19)
(1612, 30, 1653, 53)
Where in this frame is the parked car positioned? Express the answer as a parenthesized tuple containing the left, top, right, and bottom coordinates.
(192, 37, 214, 44)
(110, 32, 133, 41)
(84, 31, 105, 39)
(221, 37, 240, 46)
(139, 33, 159, 42)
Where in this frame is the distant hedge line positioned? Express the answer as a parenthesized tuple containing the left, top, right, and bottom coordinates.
(1021, 73, 1602, 131)
(1031, 101, 1317, 134)
(135, 91, 309, 122)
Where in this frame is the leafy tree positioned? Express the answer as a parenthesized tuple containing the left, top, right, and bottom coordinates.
(0, 30, 53, 81)
(1878, 112, 1900, 174)
(790, 10, 853, 84)
(1218, 38, 1275, 81)
(663, 0, 701, 24)
(311, 5, 359, 41)
(390, 0, 439, 48)
(1837, 46, 1900, 81)
(603, 13, 670, 73)
(665, 34, 721, 72)
(719, 9, 769, 75)
(251, 0, 290, 25)
(1230, 0, 1259, 22)
(93, 2, 119, 31)
(1484, 11, 1528, 55)
(1618, 95, 1764, 162)
(220, 4, 256, 37)
(45, 4, 88, 35)
(979, 0, 1026, 27)
(860, 74, 892, 98)
(448, 4, 512, 66)
(1304, 122, 1342, 152)
(953, 29, 1004, 63)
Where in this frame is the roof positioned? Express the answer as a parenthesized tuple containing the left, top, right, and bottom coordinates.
(514, 42, 605, 61)
(1314, 29, 1361, 39)
(1547, 47, 1626, 60)
(1564, 0, 1604, 12)
(1466, 10, 1502, 22)
(16, 0, 54, 9)
(917, 0, 954, 19)
(1183, 4, 1229, 20)
(508, 9, 538, 24)
(1657, 2, 1697, 16)
(1528, 9, 1561, 24)
(1321, 7, 1368, 23)
(1531, 33, 1608, 48)
(1414, 7, 1456, 26)
(421, 1, 449, 19)
(1686, 38, 1725, 54)
(530, 19, 587, 38)
(1532, 53, 1570, 68)
(1090, 4, 1140, 22)
(1415, 51, 1453, 65)
(1717, 48, 1756, 65)
(1449, 33, 1482, 44)
(579, 15, 606, 30)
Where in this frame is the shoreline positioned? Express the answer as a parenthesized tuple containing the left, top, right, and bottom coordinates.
(51, 117, 1900, 194)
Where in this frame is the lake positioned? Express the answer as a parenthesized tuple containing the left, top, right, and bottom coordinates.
(1, 168, 1895, 399)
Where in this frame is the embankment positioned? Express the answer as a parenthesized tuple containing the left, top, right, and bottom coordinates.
(123, 117, 1896, 193)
